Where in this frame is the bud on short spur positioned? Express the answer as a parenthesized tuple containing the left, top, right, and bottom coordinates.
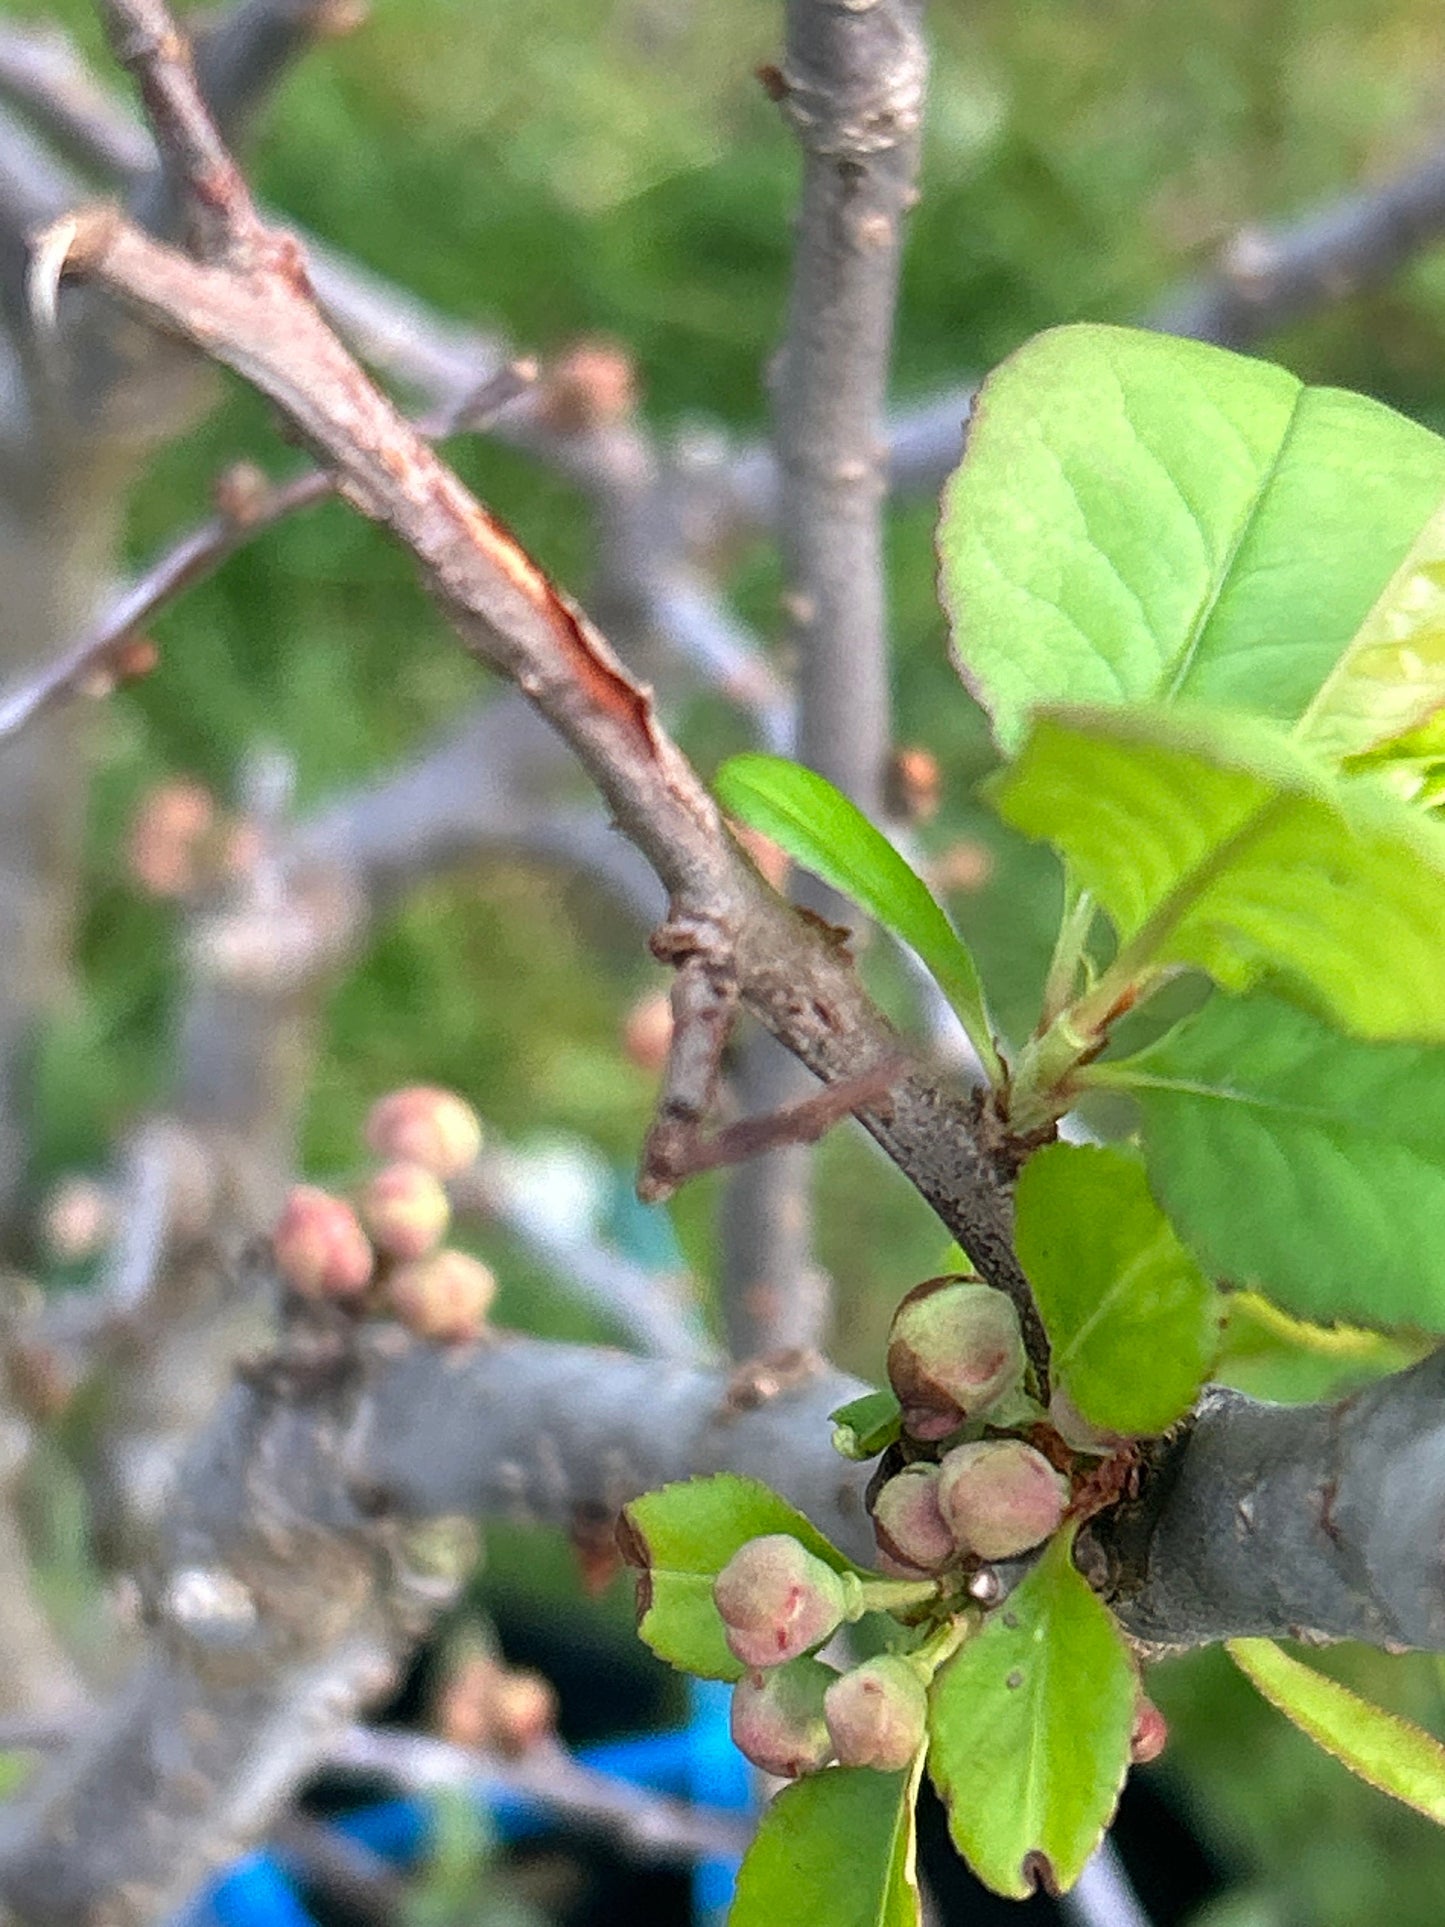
(713, 1534, 855, 1669)
(730, 1657, 835, 1778)
(937, 1439, 1068, 1562)
(886, 1278, 1026, 1440)
(1131, 1696, 1168, 1765)
(358, 1161, 451, 1260)
(272, 1186, 374, 1301)
(389, 1249, 497, 1341)
(365, 1085, 482, 1178)
(824, 1656, 928, 1772)
(870, 1463, 955, 1575)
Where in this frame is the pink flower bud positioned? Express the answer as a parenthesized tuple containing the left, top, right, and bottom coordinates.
(824, 1656, 928, 1772)
(870, 1463, 955, 1574)
(365, 1086, 482, 1178)
(1131, 1696, 1168, 1765)
(730, 1659, 835, 1778)
(358, 1161, 451, 1260)
(388, 1249, 497, 1341)
(127, 779, 215, 899)
(272, 1186, 374, 1301)
(937, 1439, 1069, 1562)
(886, 1279, 1025, 1440)
(714, 1534, 851, 1669)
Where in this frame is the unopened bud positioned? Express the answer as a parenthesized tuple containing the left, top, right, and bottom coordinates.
(622, 991, 673, 1073)
(365, 1086, 482, 1179)
(389, 1249, 497, 1342)
(823, 1656, 928, 1772)
(358, 1161, 451, 1260)
(272, 1186, 374, 1301)
(42, 1177, 115, 1263)
(730, 1658, 835, 1778)
(491, 1668, 558, 1754)
(1131, 1696, 1168, 1765)
(714, 1534, 852, 1669)
(886, 1279, 1026, 1440)
(886, 746, 942, 824)
(539, 339, 636, 433)
(127, 779, 215, 899)
(937, 1439, 1068, 1562)
(870, 1463, 955, 1575)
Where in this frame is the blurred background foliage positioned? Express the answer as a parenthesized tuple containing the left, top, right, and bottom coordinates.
(9, 0, 1445, 1918)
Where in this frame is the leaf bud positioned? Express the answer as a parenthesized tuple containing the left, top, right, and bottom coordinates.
(886, 1278, 1026, 1440)
(823, 1656, 928, 1772)
(870, 1463, 955, 1575)
(713, 1533, 853, 1669)
(730, 1658, 835, 1778)
(937, 1439, 1069, 1561)
(358, 1160, 451, 1260)
(389, 1249, 497, 1341)
(365, 1086, 482, 1178)
(272, 1186, 374, 1301)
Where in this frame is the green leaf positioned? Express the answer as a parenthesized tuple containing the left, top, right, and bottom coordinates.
(831, 1389, 903, 1461)
(731, 1765, 921, 1927)
(927, 1534, 1136, 1898)
(1014, 1143, 1220, 1435)
(992, 704, 1445, 1041)
(1098, 993, 1445, 1330)
(1228, 1638, 1445, 1827)
(1297, 497, 1445, 765)
(618, 1475, 857, 1680)
(939, 324, 1445, 754)
(715, 753, 1001, 1080)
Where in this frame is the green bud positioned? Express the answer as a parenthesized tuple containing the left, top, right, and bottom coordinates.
(886, 1278, 1026, 1441)
(731, 1657, 836, 1777)
(823, 1656, 928, 1772)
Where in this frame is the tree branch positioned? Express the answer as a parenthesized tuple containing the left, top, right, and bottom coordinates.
(40, 11, 1031, 1335)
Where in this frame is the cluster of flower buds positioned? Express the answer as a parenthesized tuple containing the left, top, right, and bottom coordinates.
(867, 1276, 1077, 1579)
(714, 1534, 934, 1778)
(125, 778, 263, 902)
(270, 1085, 495, 1342)
(434, 1639, 558, 1757)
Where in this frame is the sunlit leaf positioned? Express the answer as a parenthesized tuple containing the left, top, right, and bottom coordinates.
(1297, 496, 1445, 764)
(939, 324, 1445, 753)
(992, 705, 1445, 1041)
(831, 1389, 903, 1461)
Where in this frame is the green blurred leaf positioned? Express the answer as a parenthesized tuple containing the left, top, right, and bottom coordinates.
(731, 1765, 921, 1927)
(618, 1475, 856, 1680)
(1298, 498, 1445, 765)
(927, 1533, 1136, 1898)
(1229, 1639, 1445, 1826)
(939, 324, 1445, 754)
(1099, 994, 1445, 1330)
(831, 1389, 903, 1461)
(716, 754, 1001, 1080)
(992, 705, 1445, 1040)
(1014, 1143, 1220, 1434)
